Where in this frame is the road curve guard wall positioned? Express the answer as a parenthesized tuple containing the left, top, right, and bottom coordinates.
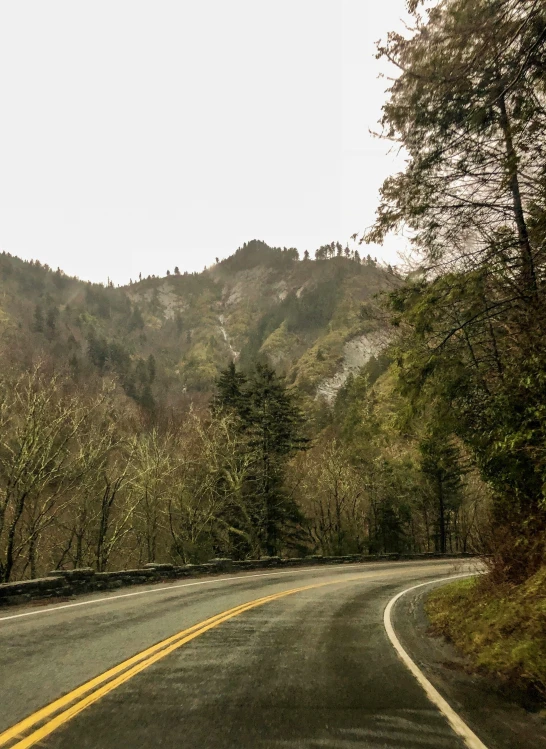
(0, 553, 476, 608)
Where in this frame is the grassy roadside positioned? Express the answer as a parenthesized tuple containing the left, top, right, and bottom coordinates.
(425, 567, 546, 701)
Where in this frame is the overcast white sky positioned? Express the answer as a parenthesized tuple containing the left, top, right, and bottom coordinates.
(0, 1, 412, 285)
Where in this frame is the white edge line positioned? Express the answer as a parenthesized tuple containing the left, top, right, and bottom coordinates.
(384, 573, 489, 749)
(0, 561, 387, 623)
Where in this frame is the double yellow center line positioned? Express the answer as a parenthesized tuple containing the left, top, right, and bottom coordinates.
(1, 576, 360, 748)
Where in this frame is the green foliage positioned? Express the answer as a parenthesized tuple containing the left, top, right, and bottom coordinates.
(427, 572, 546, 699)
(128, 306, 144, 332)
(320, 348, 488, 557)
(213, 361, 249, 417)
(385, 269, 546, 577)
(368, 0, 546, 581)
(214, 362, 308, 554)
(32, 305, 44, 333)
(419, 431, 463, 554)
(220, 239, 299, 272)
(86, 285, 111, 319)
(238, 279, 343, 367)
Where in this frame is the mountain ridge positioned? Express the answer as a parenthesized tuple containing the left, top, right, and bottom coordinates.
(0, 239, 399, 408)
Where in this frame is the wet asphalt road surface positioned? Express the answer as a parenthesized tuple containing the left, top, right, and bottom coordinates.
(0, 560, 484, 748)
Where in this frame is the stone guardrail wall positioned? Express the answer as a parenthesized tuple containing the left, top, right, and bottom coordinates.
(0, 552, 477, 608)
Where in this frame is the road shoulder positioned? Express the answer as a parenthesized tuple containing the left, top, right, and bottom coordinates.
(391, 579, 546, 749)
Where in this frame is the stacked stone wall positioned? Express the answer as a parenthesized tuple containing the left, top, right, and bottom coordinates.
(0, 552, 476, 608)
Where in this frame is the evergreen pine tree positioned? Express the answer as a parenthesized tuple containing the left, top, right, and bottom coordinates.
(139, 383, 155, 412)
(244, 363, 308, 554)
(214, 361, 248, 417)
(419, 434, 462, 554)
(213, 362, 308, 555)
(33, 304, 44, 333)
(147, 354, 156, 383)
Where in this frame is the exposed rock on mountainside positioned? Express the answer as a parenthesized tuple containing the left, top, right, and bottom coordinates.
(316, 331, 390, 404)
(0, 240, 399, 407)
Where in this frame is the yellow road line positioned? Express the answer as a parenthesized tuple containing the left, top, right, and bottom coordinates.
(0, 598, 262, 746)
(3, 577, 362, 749)
(0, 587, 305, 747)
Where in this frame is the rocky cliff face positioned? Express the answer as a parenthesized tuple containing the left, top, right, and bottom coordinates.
(0, 240, 399, 405)
(316, 331, 391, 404)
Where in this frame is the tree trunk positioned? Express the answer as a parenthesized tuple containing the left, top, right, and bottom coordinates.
(438, 480, 446, 555)
(3, 493, 26, 582)
(497, 90, 538, 299)
(28, 532, 38, 579)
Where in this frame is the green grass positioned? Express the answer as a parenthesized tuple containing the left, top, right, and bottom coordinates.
(426, 568, 546, 700)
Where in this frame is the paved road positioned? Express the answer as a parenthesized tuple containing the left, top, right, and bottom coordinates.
(0, 560, 477, 749)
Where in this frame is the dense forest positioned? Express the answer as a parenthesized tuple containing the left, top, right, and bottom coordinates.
(0, 0, 544, 612)
(369, 0, 546, 693)
(368, 0, 546, 588)
(0, 250, 486, 583)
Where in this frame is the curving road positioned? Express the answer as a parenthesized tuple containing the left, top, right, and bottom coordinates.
(0, 560, 479, 749)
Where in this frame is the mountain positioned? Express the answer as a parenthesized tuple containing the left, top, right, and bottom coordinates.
(0, 240, 398, 409)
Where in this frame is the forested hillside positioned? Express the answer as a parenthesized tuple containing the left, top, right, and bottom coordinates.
(0, 240, 414, 581)
(0, 240, 394, 406)
(0, 230, 486, 584)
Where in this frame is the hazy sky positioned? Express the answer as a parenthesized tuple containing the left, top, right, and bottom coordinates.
(0, 1, 412, 284)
